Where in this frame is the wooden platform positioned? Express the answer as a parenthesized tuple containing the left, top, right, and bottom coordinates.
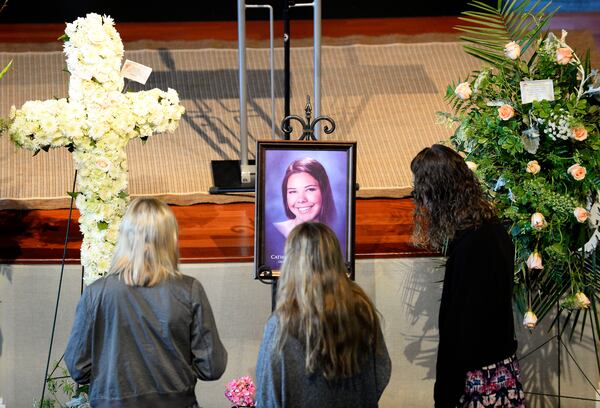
(0, 198, 435, 264)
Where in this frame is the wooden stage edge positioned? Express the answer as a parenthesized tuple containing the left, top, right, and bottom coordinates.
(0, 14, 598, 45)
(0, 198, 437, 265)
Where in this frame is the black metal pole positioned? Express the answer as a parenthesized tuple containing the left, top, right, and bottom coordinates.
(283, 0, 291, 139)
(39, 170, 78, 407)
(557, 301, 561, 408)
(271, 281, 278, 312)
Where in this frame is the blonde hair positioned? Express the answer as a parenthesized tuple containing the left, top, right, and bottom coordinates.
(109, 197, 182, 286)
(275, 222, 379, 380)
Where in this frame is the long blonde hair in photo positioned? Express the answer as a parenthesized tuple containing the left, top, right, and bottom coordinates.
(275, 222, 379, 380)
(109, 197, 182, 286)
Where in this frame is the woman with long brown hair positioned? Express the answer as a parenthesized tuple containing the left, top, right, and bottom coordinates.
(411, 144, 524, 408)
(255, 222, 391, 407)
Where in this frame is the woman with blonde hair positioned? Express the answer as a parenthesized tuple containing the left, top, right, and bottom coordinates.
(65, 197, 227, 408)
(256, 222, 391, 407)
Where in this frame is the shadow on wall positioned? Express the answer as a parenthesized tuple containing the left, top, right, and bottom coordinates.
(517, 311, 600, 407)
(402, 259, 445, 380)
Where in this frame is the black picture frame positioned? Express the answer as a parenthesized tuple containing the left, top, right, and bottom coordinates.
(254, 140, 357, 280)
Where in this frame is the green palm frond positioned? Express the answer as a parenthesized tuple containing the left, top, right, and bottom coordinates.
(455, 0, 558, 66)
(542, 251, 600, 340)
(0, 59, 12, 80)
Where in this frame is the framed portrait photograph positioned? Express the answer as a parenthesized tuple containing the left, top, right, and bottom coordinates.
(255, 140, 357, 279)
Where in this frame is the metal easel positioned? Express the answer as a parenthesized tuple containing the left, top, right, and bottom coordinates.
(209, 0, 324, 193)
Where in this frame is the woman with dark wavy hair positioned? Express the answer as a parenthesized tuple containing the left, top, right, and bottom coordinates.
(411, 144, 525, 408)
(256, 222, 391, 407)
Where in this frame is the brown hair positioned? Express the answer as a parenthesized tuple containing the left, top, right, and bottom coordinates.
(108, 197, 182, 286)
(274, 222, 379, 380)
(410, 144, 496, 250)
(281, 158, 336, 224)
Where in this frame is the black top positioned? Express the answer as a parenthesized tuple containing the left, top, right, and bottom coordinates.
(434, 221, 518, 408)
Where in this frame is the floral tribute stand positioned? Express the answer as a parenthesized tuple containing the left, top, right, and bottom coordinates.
(7, 13, 185, 407)
(441, 0, 600, 405)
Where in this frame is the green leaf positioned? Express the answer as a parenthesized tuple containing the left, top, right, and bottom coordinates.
(0, 59, 12, 80)
(461, 37, 506, 49)
(67, 191, 80, 199)
(458, 17, 507, 29)
(97, 221, 109, 230)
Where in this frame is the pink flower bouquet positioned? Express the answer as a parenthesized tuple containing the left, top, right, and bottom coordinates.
(225, 376, 256, 407)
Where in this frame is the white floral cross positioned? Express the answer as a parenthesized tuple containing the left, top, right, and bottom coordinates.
(9, 13, 185, 283)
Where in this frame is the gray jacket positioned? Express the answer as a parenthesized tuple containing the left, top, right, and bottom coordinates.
(65, 274, 227, 408)
(256, 315, 391, 407)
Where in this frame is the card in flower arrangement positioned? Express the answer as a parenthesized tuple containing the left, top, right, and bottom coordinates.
(121, 59, 152, 85)
(519, 79, 554, 104)
(8, 13, 185, 283)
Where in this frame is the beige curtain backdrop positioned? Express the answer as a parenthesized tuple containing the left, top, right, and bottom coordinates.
(0, 32, 597, 209)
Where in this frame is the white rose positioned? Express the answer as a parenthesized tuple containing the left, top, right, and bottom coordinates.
(574, 292, 591, 309)
(530, 213, 547, 231)
(455, 82, 472, 100)
(504, 41, 521, 60)
(523, 310, 538, 329)
(526, 251, 543, 270)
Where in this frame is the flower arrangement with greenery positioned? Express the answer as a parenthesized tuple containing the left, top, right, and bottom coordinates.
(441, 0, 600, 331)
(8, 13, 185, 283)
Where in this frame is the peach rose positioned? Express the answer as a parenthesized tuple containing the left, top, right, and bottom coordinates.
(575, 292, 591, 309)
(526, 160, 541, 174)
(556, 47, 573, 65)
(523, 310, 538, 329)
(567, 164, 586, 181)
(530, 212, 547, 231)
(571, 126, 588, 141)
(526, 251, 543, 270)
(498, 104, 515, 120)
(504, 41, 521, 60)
(573, 207, 589, 223)
(455, 82, 472, 100)
(465, 161, 478, 171)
